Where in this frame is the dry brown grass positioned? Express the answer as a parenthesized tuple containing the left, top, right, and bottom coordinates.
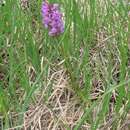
(1, 61, 129, 130)
(0, 66, 90, 130)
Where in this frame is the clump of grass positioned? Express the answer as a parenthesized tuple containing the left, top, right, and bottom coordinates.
(0, 0, 130, 129)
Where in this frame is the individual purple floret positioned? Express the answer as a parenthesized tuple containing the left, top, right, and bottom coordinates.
(41, 1, 64, 36)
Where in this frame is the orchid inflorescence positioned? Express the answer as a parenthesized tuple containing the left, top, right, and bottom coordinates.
(41, 0, 64, 36)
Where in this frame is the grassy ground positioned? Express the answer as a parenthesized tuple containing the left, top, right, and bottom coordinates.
(0, 0, 130, 129)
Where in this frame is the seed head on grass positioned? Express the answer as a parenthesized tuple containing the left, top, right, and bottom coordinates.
(41, 1, 64, 36)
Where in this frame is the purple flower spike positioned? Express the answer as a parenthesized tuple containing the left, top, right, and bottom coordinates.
(41, 1, 64, 36)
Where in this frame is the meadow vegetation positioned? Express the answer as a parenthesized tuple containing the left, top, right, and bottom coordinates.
(0, 0, 130, 129)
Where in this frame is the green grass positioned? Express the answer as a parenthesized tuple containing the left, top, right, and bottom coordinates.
(0, 0, 130, 129)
